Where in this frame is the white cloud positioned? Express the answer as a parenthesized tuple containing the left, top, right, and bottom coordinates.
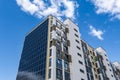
(91, 0, 120, 20)
(16, 0, 79, 19)
(89, 25, 104, 40)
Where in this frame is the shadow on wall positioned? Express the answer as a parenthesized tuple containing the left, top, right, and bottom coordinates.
(16, 71, 45, 80)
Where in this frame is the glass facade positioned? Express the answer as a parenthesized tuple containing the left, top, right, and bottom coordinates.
(16, 19, 48, 80)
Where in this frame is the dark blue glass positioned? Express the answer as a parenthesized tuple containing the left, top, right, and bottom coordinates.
(17, 19, 49, 80)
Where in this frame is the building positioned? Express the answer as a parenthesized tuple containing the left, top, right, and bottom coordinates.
(112, 62, 120, 80)
(95, 47, 116, 80)
(16, 15, 119, 80)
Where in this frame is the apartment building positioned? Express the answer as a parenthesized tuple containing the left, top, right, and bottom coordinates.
(112, 62, 120, 80)
(16, 15, 118, 80)
(95, 47, 116, 80)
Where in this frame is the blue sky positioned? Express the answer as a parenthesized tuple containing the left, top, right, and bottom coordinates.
(0, 0, 120, 80)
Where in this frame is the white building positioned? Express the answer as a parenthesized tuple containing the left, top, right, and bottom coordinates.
(95, 47, 116, 80)
(112, 62, 120, 80)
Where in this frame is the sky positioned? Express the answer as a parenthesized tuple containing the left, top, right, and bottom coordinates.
(0, 0, 120, 80)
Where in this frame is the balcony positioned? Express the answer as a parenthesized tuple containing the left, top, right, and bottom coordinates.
(50, 25, 56, 32)
(103, 65, 106, 71)
(63, 54, 72, 63)
(97, 68, 101, 74)
(65, 27, 69, 33)
(67, 40, 70, 46)
(50, 39, 56, 47)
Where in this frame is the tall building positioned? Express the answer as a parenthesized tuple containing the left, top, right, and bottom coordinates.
(17, 15, 119, 80)
(112, 62, 120, 80)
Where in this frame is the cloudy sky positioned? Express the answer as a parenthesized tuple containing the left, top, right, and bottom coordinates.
(0, 0, 120, 80)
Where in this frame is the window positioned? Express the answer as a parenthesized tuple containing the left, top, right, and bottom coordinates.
(111, 74, 113, 77)
(95, 63, 98, 67)
(78, 60, 83, 65)
(95, 74, 97, 78)
(63, 46, 68, 52)
(56, 49, 62, 58)
(50, 41, 52, 47)
(106, 59, 108, 61)
(77, 53, 82, 57)
(56, 68, 63, 80)
(65, 72, 70, 80)
(49, 69, 51, 78)
(56, 58, 62, 69)
(74, 28, 78, 32)
(49, 49, 52, 56)
(91, 56, 93, 59)
(75, 34, 79, 38)
(77, 46, 81, 50)
(94, 68, 96, 72)
(105, 54, 107, 56)
(75, 39, 80, 43)
(50, 33, 52, 39)
(49, 58, 52, 67)
(80, 69, 84, 73)
(64, 61, 69, 71)
(93, 52, 95, 56)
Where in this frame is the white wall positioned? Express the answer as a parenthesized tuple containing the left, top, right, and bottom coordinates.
(64, 19, 87, 80)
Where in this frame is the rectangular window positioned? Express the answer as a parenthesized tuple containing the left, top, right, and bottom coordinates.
(49, 69, 51, 78)
(75, 39, 80, 43)
(75, 34, 79, 38)
(77, 53, 82, 57)
(76, 46, 81, 50)
(93, 52, 95, 56)
(50, 41, 52, 47)
(64, 61, 69, 71)
(106, 59, 108, 61)
(111, 75, 113, 77)
(80, 69, 84, 73)
(95, 63, 98, 67)
(56, 58, 62, 69)
(56, 49, 62, 58)
(78, 60, 83, 65)
(63, 46, 68, 53)
(74, 28, 78, 32)
(65, 72, 70, 80)
(56, 68, 63, 80)
(49, 58, 52, 67)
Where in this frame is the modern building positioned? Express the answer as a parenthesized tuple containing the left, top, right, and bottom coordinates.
(112, 62, 120, 80)
(16, 15, 119, 80)
(95, 47, 116, 80)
